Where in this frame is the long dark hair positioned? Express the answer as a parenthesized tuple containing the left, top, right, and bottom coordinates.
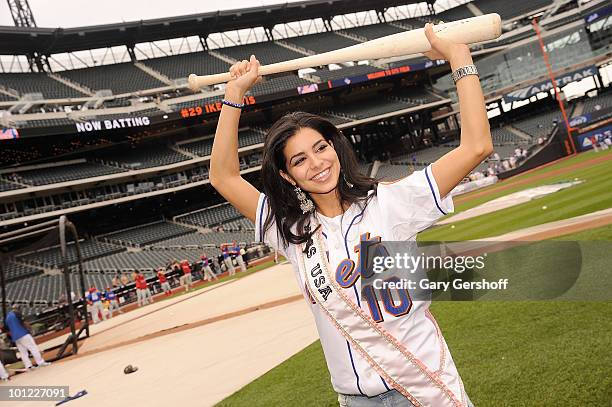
(261, 111, 377, 247)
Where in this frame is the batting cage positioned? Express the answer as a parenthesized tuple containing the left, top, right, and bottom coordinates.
(0, 216, 90, 366)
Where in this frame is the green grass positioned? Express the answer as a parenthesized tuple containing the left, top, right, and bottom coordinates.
(218, 234, 612, 406)
(452, 149, 612, 213)
(419, 153, 612, 241)
(216, 341, 338, 407)
(217, 301, 612, 407)
(216, 152, 612, 407)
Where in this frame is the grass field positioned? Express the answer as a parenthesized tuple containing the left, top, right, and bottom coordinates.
(419, 150, 612, 241)
(451, 149, 612, 213)
(216, 151, 612, 407)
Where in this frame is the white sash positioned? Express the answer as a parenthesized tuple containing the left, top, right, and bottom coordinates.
(299, 229, 466, 407)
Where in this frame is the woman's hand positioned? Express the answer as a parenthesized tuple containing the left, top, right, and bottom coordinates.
(423, 22, 472, 69)
(225, 54, 262, 98)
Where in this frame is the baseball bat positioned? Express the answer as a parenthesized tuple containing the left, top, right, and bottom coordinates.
(188, 13, 501, 90)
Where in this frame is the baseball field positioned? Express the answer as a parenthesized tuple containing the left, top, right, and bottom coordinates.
(6, 150, 610, 407)
(216, 149, 612, 407)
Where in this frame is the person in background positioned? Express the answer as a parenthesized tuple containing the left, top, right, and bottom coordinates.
(157, 267, 172, 296)
(0, 359, 8, 381)
(4, 305, 51, 371)
(120, 273, 129, 287)
(200, 254, 218, 282)
(180, 260, 193, 292)
(222, 246, 235, 276)
(487, 163, 496, 177)
(144, 276, 154, 304)
(86, 286, 106, 323)
(104, 287, 121, 316)
(134, 271, 149, 307)
(232, 241, 247, 273)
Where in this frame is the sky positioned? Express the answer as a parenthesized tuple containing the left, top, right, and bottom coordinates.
(0, 0, 310, 27)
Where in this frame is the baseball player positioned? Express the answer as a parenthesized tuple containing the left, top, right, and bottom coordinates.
(0, 359, 8, 381)
(199, 254, 218, 281)
(180, 260, 193, 292)
(145, 279, 154, 304)
(86, 286, 106, 323)
(157, 267, 172, 295)
(221, 246, 235, 276)
(4, 305, 51, 370)
(103, 287, 121, 316)
(232, 241, 247, 273)
(208, 25, 489, 406)
(134, 271, 149, 307)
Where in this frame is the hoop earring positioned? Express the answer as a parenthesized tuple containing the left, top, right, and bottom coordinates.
(343, 173, 354, 188)
(294, 185, 315, 214)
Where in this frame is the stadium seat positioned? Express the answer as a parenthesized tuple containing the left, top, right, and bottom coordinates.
(433, 5, 475, 22)
(2, 262, 44, 283)
(149, 230, 254, 249)
(100, 145, 190, 169)
(142, 51, 231, 81)
(491, 127, 524, 144)
(82, 249, 206, 273)
(0, 92, 18, 102)
(12, 162, 126, 186)
(312, 64, 381, 82)
(103, 222, 197, 247)
(339, 23, 407, 41)
(15, 117, 75, 129)
(473, 0, 553, 20)
(60, 63, 166, 94)
(17, 240, 126, 269)
(282, 32, 360, 53)
(375, 164, 413, 181)
(0, 179, 24, 192)
(176, 203, 244, 228)
(581, 92, 612, 114)
(325, 97, 416, 120)
(250, 74, 312, 96)
(511, 110, 562, 139)
(0, 73, 87, 99)
(179, 129, 264, 157)
(215, 42, 307, 65)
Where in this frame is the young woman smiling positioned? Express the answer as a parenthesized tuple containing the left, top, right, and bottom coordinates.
(209, 23, 491, 407)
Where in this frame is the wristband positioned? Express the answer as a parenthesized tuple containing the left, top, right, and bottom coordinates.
(451, 65, 479, 84)
(222, 99, 245, 109)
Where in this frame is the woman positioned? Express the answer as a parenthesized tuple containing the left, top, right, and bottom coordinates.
(210, 23, 491, 407)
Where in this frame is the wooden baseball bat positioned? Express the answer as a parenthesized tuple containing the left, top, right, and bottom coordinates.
(188, 13, 501, 91)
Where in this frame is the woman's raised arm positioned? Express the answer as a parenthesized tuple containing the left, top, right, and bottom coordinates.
(209, 55, 263, 223)
(423, 23, 494, 198)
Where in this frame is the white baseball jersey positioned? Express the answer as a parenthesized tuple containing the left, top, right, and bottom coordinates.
(255, 164, 465, 397)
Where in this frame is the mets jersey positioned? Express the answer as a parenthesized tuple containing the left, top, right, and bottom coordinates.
(255, 164, 467, 398)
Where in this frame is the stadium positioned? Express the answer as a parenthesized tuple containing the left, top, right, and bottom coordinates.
(0, 0, 610, 405)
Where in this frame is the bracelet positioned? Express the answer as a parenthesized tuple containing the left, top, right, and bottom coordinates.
(222, 99, 245, 109)
(451, 65, 479, 84)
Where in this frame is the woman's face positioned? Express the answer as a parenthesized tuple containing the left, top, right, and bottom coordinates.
(282, 127, 341, 194)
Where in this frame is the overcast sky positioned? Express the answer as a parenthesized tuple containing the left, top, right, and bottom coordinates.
(0, 0, 310, 27)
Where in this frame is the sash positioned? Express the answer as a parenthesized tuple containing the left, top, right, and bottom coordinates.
(299, 229, 466, 407)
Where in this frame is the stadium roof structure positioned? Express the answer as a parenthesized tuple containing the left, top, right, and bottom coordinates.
(0, 0, 424, 56)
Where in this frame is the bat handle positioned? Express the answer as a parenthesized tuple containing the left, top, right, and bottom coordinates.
(188, 72, 232, 91)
